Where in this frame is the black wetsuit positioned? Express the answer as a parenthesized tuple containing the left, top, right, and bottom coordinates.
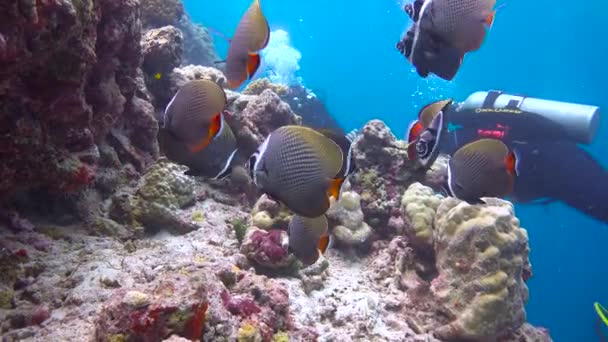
(439, 104, 608, 224)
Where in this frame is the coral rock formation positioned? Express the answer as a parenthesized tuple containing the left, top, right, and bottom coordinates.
(240, 228, 297, 272)
(350, 120, 423, 236)
(401, 182, 442, 251)
(227, 89, 302, 157)
(243, 78, 289, 97)
(170, 65, 228, 93)
(326, 182, 372, 248)
(142, 26, 184, 76)
(95, 273, 209, 341)
(141, 0, 184, 28)
(250, 195, 292, 231)
(110, 161, 197, 235)
(432, 197, 531, 340)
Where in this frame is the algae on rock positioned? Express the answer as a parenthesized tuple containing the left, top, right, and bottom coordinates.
(110, 161, 198, 235)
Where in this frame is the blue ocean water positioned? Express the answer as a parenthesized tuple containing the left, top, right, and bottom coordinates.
(185, 1, 608, 340)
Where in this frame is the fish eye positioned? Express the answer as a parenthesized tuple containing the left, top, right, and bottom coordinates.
(416, 139, 434, 159)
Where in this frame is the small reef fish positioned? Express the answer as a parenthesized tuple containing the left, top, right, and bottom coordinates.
(164, 79, 227, 153)
(288, 214, 332, 266)
(225, 0, 270, 89)
(406, 99, 452, 162)
(160, 113, 239, 180)
(249, 125, 347, 218)
(160, 79, 239, 179)
(446, 138, 519, 204)
(419, 0, 498, 53)
(399, 0, 501, 80)
(397, 20, 464, 80)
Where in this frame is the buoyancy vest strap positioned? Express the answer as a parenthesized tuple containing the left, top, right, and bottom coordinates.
(482, 90, 503, 108)
(506, 99, 521, 109)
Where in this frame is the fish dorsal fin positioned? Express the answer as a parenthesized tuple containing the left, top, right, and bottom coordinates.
(418, 99, 452, 128)
(243, 0, 270, 52)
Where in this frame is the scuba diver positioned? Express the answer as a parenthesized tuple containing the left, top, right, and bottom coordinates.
(407, 90, 608, 224)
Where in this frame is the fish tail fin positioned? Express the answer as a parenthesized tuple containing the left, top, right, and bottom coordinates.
(247, 53, 261, 79)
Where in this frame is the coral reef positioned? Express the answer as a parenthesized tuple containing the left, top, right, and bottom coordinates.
(0, 2, 551, 340)
(326, 182, 373, 249)
(243, 78, 289, 97)
(350, 120, 425, 237)
(141, 0, 184, 28)
(431, 197, 531, 341)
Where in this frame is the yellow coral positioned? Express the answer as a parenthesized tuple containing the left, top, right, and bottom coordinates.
(433, 197, 531, 340)
(237, 322, 262, 342)
(273, 332, 289, 342)
(401, 183, 441, 248)
(252, 211, 273, 230)
(191, 211, 205, 223)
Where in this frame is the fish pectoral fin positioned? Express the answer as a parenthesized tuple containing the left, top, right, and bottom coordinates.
(326, 178, 344, 200)
(247, 53, 261, 79)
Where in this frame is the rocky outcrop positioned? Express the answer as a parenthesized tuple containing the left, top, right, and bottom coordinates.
(142, 26, 184, 76)
(0, 0, 158, 204)
(227, 88, 302, 157)
(109, 160, 197, 235)
(177, 15, 220, 68)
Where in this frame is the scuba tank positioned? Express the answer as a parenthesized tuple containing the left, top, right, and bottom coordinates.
(458, 91, 601, 144)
